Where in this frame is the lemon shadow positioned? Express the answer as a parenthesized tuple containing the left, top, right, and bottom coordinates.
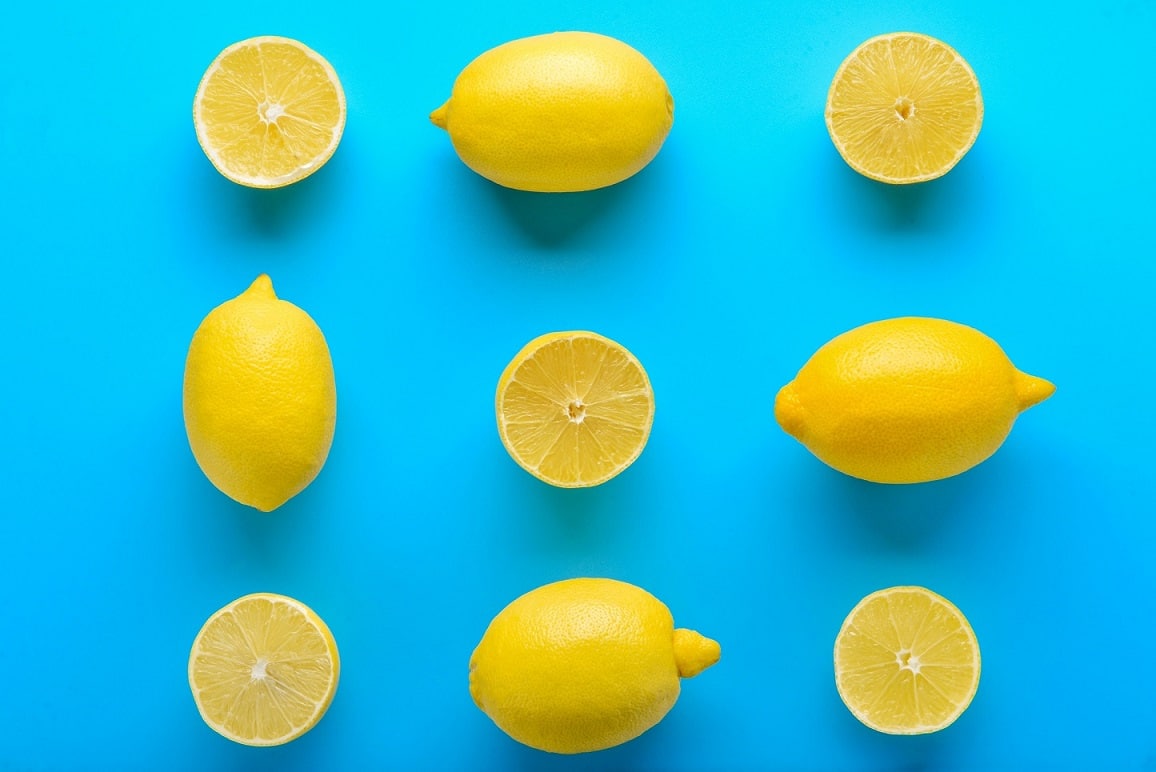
(780, 452, 1010, 553)
(825, 143, 984, 235)
(187, 141, 348, 239)
(516, 471, 645, 556)
(439, 148, 671, 249)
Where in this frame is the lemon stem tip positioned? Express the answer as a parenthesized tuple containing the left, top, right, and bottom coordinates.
(673, 628, 721, 678)
(430, 102, 449, 129)
(773, 382, 804, 438)
(245, 274, 277, 299)
(1015, 371, 1056, 411)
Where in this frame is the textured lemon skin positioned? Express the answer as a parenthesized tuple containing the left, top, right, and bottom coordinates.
(183, 276, 337, 511)
(775, 317, 1054, 484)
(470, 578, 720, 754)
(431, 31, 673, 192)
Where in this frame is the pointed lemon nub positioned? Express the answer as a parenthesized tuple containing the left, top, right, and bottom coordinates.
(429, 102, 449, 130)
(245, 274, 277, 299)
(673, 628, 721, 678)
(773, 382, 805, 439)
(1014, 370, 1056, 411)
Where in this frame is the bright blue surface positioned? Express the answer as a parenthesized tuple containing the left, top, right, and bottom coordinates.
(2, 1, 1154, 769)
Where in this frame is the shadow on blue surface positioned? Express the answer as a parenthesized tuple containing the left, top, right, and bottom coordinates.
(186, 142, 350, 240)
(826, 145, 985, 237)
(437, 146, 672, 250)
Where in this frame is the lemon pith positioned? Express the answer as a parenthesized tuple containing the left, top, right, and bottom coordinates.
(495, 331, 655, 487)
(470, 578, 720, 754)
(432, 31, 673, 192)
(188, 593, 340, 746)
(774, 317, 1054, 483)
(834, 586, 980, 734)
(183, 275, 337, 511)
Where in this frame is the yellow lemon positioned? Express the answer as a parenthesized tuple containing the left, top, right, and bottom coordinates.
(495, 331, 654, 488)
(431, 31, 673, 192)
(834, 586, 980, 734)
(193, 36, 346, 188)
(775, 317, 1054, 483)
(826, 32, 983, 184)
(189, 593, 340, 746)
(469, 578, 720, 754)
(183, 275, 336, 511)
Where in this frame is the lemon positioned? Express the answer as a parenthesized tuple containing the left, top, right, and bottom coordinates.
(826, 32, 983, 183)
(775, 317, 1054, 483)
(834, 586, 980, 734)
(431, 31, 673, 192)
(495, 331, 654, 488)
(189, 593, 340, 746)
(470, 578, 720, 754)
(193, 36, 346, 188)
(183, 275, 337, 511)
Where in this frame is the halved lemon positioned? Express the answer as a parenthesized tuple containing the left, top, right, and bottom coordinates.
(496, 331, 655, 488)
(193, 36, 346, 188)
(834, 586, 980, 734)
(826, 32, 983, 184)
(188, 593, 340, 746)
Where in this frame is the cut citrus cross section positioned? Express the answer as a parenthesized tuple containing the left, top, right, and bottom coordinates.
(826, 32, 983, 184)
(188, 593, 340, 746)
(834, 586, 980, 735)
(496, 331, 655, 488)
(193, 36, 346, 188)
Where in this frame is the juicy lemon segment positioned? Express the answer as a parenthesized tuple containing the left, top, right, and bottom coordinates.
(834, 586, 980, 735)
(826, 32, 983, 183)
(470, 578, 720, 754)
(188, 593, 340, 746)
(193, 36, 346, 188)
(495, 331, 654, 487)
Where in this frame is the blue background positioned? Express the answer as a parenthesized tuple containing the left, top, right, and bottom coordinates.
(2, 0, 1154, 769)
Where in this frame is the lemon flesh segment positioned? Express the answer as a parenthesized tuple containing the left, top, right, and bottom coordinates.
(432, 31, 674, 192)
(826, 32, 983, 184)
(469, 578, 720, 754)
(193, 36, 346, 188)
(834, 586, 980, 735)
(495, 331, 655, 488)
(188, 593, 340, 746)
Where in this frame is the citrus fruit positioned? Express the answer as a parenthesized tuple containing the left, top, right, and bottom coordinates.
(193, 36, 346, 188)
(774, 317, 1054, 484)
(495, 331, 654, 487)
(834, 586, 980, 734)
(826, 32, 983, 183)
(188, 593, 340, 746)
(470, 578, 720, 754)
(183, 275, 337, 511)
(430, 31, 673, 192)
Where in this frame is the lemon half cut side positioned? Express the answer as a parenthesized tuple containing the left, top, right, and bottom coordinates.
(826, 32, 983, 184)
(193, 36, 346, 188)
(188, 593, 340, 746)
(834, 586, 980, 735)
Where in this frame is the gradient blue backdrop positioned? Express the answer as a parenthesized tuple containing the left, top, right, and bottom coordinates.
(2, 1, 1154, 769)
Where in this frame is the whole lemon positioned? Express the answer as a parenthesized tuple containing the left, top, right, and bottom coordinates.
(775, 317, 1054, 484)
(470, 578, 720, 754)
(183, 275, 336, 511)
(431, 31, 673, 192)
